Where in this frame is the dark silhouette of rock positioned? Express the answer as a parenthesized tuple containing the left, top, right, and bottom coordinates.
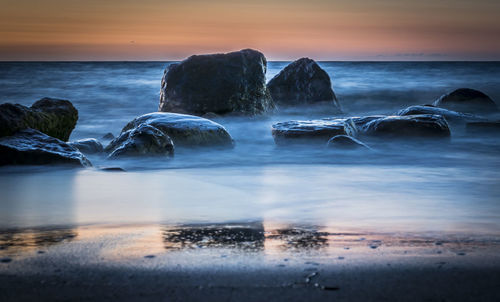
(106, 124, 174, 159)
(100, 167, 126, 172)
(0, 129, 91, 167)
(433, 88, 497, 114)
(267, 58, 340, 111)
(346, 115, 451, 139)
(466, 121, 500, 134)
(0, 97, 78, 141)
(272, 118, 346, 145)
(159, 49, 274, 115)
(101, 133, 115, 140)
(327, 135, 370, 150)
(69, 138, 103, 154)
(121, 112, 234, 148)
(397, 105, 484, 123)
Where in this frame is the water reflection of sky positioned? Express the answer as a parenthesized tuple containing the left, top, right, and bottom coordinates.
(1, 165, 499, 235)
(2, 223, 499, 265)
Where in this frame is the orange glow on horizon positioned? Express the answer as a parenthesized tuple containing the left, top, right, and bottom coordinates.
(0, 0, 499, 60)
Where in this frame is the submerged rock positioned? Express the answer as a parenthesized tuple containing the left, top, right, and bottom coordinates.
(0, 97, 78, 141)
(0, 129, 91, 167)
(346, 115, 451, 139)
(433, 88, 497, 114)
(397, 105, 484, 123)
(159, 49, 274, 115)
(101, 132, 115, 140)
(100, 167, 126, 172)
(327, 135, 370, 150)
(106, 124, 174, 159)
(466, 121, 500, 134)
(272, 118, 346, 145)
(121, 112, 234, 148)
(267, 58, 340, 111)
(69, 138, 104, 154)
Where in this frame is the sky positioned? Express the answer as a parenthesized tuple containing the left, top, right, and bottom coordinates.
(0, 0, 499, 61)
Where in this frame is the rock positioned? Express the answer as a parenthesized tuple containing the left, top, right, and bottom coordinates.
(397, 105, 484, 123)
(159, 49, 274, 115)
(202, 112, 220, 120)
(0, 97, 78, 141)
(466, 121, 500, 134)
(272, 118, 346, 145)
(100, 167, 126, 172)
(101, 132, 115, 140)
(267, 58, 340, 111)
(0, 129, 91, 167)
(343, 116, 387, 137)
(69, 138, 103, 154)
(327, 135, 370, 150)
(120, 112, 234, 148)
(106, 124, 174, 159)
(346, 115, 451, 139)
(433, 88, 497, 114)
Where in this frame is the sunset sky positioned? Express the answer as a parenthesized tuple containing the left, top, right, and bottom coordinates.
(1, 0, 499, 61)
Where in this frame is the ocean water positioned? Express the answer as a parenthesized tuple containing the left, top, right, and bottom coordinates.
(0, 61, 500, 234)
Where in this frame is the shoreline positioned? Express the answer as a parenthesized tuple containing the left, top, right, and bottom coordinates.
(1, 224, 500, 301)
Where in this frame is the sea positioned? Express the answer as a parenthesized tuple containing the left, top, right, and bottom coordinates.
(0, 61, 499, 236)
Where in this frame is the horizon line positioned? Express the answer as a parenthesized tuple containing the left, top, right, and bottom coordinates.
(2, 59, 500, 63)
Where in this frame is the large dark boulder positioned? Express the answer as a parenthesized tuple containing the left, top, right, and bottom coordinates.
(327, 135, 370, 150)
(106, 124, 174, 159)
(433, 88, 497, 114)
(346, 115, 451, 139)
(120, 112, 234, 148)
(272, 118, 346, 145)
(397, 105, 484, 123)
(0, 129, 91, 167)
(0, 97, 78, 141)
(267, 58, 340, 111)
(159, 49, 274, 115)
(69, 138, 104, 155)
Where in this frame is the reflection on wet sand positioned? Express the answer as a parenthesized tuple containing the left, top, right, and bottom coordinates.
(161, 222, 500, 256)
(162, 223, 330, 252)
(163, 222, 265, 251)
(267, 228, 329, 251)
(2, 222, 499, 262)
(0, 227, 77, 255)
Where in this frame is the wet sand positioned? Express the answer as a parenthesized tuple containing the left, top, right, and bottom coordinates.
(1, 224, 500, 301)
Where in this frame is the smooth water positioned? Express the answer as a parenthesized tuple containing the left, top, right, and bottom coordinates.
(1, 62, 499, 233)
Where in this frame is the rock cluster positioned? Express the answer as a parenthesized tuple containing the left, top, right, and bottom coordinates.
(2, 49, 498, 168)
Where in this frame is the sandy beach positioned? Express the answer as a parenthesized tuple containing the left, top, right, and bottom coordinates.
(1, 224, 499, 301)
